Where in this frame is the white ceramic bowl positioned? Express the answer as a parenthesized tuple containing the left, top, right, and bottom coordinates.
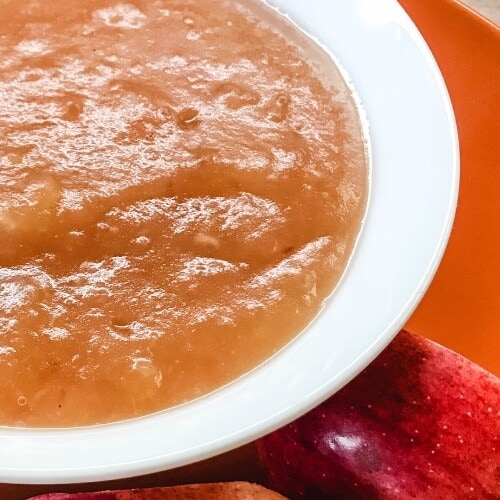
(0, 0, 458, 484)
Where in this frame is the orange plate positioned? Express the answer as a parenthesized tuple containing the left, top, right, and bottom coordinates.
(1, 1, 499, 498)
(400, 0, 500, 377)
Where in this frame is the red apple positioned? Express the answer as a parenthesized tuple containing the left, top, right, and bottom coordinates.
(257, 330, 499, 498)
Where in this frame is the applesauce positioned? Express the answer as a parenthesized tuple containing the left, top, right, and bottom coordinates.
(0, 0, 368, 426)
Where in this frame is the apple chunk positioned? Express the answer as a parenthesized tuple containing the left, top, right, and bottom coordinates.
(257, 330, 499, 498)
(29, 482, 285, 499)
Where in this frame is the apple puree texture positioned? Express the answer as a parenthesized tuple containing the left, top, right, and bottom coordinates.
(0, 0, 367, 426)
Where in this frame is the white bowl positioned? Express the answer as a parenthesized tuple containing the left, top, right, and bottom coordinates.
(0, 0, 458, 484)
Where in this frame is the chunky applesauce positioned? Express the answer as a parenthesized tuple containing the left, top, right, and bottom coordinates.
(0, 0, 368, 426)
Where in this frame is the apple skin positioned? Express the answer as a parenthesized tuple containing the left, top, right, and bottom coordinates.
(257, 330, 499, 499)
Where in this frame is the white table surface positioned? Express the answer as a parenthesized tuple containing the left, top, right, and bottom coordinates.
(463, 0, 500, 24)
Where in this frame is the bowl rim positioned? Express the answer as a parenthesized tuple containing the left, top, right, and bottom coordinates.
(0, 0, 459, 484)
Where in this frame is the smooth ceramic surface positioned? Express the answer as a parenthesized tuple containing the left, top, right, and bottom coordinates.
(0, 0, 458, 484)
(401, 0, 500, 376)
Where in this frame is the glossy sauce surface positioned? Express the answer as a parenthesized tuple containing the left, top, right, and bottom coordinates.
(0, 0, 367, 426)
